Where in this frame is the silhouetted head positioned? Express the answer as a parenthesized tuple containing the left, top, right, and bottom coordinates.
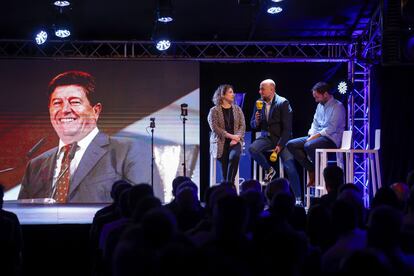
(110, 180, 132, 202)
(390, 182, 410, 210)
(141, 207, 177, 248)
(269, 192, 295, 219)
(340, 249, 392, 276)
(240, 179, 261, 194)
(323, 165, 344, 193)
(367, 205, 402, 252)
(171, 176, 191, 197)
(371, 186, 400, 210)
(265, 177, 291, 204)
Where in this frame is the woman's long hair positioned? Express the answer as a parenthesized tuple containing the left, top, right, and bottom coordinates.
(212, 84, 233, 106)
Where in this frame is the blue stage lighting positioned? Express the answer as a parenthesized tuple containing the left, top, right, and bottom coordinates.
(35, 30, 48, 45)
(157, 0, 174, 23)
(267, 6, 283, 14)
(156, 39, 171, 51)
(158, 16, 173, 23)
(55, 29, 71, 38)
(54, 1, 70, 7)
(270, 0, 283, 2)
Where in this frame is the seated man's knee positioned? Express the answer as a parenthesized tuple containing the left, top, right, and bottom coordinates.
(248, 145, 259, 155)
(304, 142, 315, 155)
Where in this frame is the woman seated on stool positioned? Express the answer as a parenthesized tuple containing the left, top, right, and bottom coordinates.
(208, 84, 246, 185)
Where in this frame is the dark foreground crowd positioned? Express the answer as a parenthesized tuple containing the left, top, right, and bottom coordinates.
(2, 167, 414, 276)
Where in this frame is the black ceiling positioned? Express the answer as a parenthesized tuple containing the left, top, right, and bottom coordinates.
(1, 0, 378, 42)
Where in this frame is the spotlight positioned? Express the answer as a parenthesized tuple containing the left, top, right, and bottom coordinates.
(53, 1, 70, 7)
(152, 22, 171, 51)
(337, 81, 348, 95)
(157, 0, 174, 23)
(156, 39, 171, 51)
(55, 29, 71, 38)
(35, 30, 48, 45)
(53, 7, 71, 38)
(267, 6, 283, 14)
(270, 0, 283, 2)
(337, 80, 353, 95)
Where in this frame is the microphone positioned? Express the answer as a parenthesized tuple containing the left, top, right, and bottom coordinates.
(255, 99, 264, 111)
(150, 117, 155, 128)
(26, 136, 47, 158)
(180, 103, 188, 117)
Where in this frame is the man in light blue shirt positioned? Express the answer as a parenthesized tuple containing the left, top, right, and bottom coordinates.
(286, 82, 346, 187)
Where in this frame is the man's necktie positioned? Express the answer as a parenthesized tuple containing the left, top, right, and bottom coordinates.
(54, 144, 74, 203)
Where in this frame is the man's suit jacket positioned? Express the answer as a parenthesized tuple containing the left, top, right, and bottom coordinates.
(250, 94, 293, 147)
(18, 132, 143, 203)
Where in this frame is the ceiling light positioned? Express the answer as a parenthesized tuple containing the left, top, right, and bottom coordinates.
(35, 30, 48, 45)
(55, 29, 71, 38)
(271, 0, 284, 2)
(157, 0, 174, 23)
(156, 39, 171, 51)
(267, 6, 283, 14)
(54, 1, 70, 7)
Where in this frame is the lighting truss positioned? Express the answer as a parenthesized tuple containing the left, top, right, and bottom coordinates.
(0, 40, 352, 61)
(347, 4, 382, 207)
(349, 61, 372, 207)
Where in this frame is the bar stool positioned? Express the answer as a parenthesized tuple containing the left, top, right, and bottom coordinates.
(349, 129, 382, 205)
(252, 132, 284, 184)
(209, 154, 240, 194)
(306, 130, 353, 207)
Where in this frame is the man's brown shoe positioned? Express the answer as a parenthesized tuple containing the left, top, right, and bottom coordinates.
(307, 171, 315, 187)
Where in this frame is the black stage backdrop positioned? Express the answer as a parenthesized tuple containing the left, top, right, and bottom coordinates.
(372, 65, 414, 185)
(200, 62, 348, 199)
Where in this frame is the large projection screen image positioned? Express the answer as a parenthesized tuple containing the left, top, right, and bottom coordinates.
(0, 60, 200, 204)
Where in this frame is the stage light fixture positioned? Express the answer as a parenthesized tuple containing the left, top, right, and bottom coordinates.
(157, 0, 174, 23)
(156, 39, 171, 51)
(55, 29, 71, 38)
(53, 6, 71, 38)
(54, 1, 70, 7)
(270, 0, 284, 2)
(152, 21, 171, 51)
(337, 81, 348, 95)
(267, 6, 283, 14)
(337, 80, 353, 95)
(35, 30, 48, 45)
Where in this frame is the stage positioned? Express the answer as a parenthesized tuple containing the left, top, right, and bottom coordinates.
(3, 202, 106, 224)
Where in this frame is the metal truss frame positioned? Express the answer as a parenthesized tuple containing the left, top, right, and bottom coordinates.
(348, 3, 382, 207)
(0, 40, 352, 62)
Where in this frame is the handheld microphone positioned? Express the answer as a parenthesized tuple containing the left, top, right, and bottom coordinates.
(256, 99, 264, 111)
(180, 103, 188, 117)
(150, 117, 155, 128)
(269, 151, 278, 162)
(27, 136, 47, 158)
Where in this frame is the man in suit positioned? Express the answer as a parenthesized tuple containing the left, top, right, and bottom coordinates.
(18, 70, 145, 203)
(249, 79, 301, 202)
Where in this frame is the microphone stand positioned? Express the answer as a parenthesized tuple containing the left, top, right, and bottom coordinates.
(150, 118, 155, 188)
(182, 115, 187, 177)
(180, 103, 188, 177)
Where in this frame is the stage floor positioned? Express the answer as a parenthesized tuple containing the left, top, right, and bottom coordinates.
(3, 201, 107, 225)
